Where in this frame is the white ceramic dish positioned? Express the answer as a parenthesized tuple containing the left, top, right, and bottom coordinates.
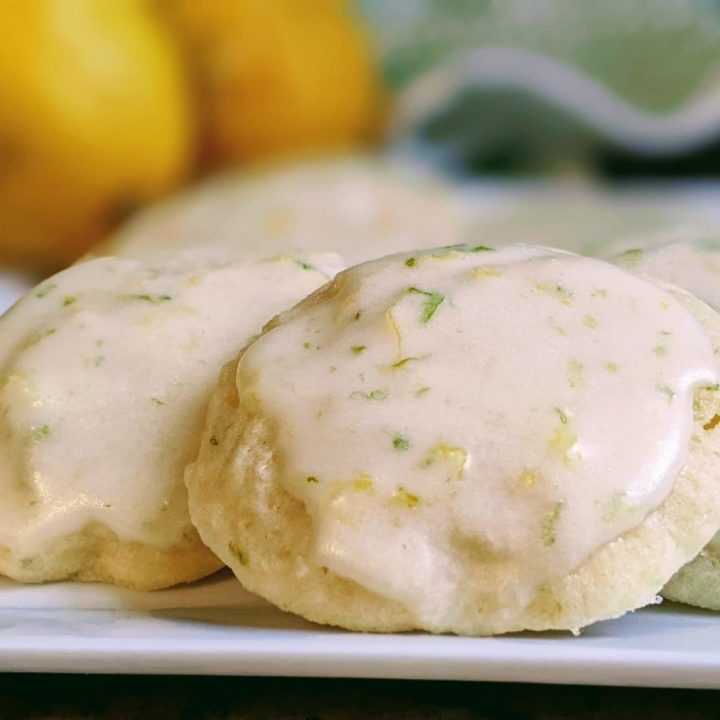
(0, 574, 719, 687)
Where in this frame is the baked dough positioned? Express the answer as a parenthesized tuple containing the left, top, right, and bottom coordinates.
(0, 249, 341, 589)
(187, 245, 720, 633)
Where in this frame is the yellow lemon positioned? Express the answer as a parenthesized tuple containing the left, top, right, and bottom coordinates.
(159, 0, 382, 166)
(0, 0, 194, 271)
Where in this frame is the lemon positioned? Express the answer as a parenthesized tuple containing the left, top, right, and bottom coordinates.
(158, 0, 382, 165)
(0, 0, 194, 271)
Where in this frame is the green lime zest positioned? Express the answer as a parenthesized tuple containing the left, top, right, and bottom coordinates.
(438, 243, 495, 253)
(393, 486, 421, 509)
(294, 260, 316, 271)
(120, 294, 173, 304)
(35, 283, 57, 299)
(407, 286, 445, 323)
(535, 282, 573, 304)
(351, 389, 388, 401)
(391, 354, 430, 369)
(541, 500, 565, 546)
(228, 541, 249, 566)
(32, 425, 51, 442)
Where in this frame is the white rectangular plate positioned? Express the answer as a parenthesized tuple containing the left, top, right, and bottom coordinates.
(1, 574, 719, 687)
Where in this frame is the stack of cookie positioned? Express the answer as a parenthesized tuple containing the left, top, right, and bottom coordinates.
(2, 171, 720, 635)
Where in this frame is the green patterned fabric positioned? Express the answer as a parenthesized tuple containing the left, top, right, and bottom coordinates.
(362, 0, 720, 112)
(361, 0, 720, 172)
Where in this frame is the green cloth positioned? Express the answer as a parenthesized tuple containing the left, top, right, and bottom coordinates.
(361, 0, 720, 173)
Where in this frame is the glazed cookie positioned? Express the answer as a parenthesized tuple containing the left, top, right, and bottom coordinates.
(611, 235, 720, 314)
(186, 244, 720, 634)
(610, 236, 720, 610)
(97, 156, 469, 265)
(0, 249, 341, 590)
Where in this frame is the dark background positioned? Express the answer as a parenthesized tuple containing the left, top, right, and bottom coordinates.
(0, 675, 717, 720)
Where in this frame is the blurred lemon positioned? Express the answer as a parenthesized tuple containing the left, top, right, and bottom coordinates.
(0, 0, 193, 271)
(158, 0, 382, 166)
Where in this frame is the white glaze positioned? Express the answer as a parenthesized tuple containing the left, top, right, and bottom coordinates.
(238, 245, 717, 626)
(0, 250, 342, 562)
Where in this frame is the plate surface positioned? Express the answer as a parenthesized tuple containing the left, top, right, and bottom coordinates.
(0, 574, 719, 687)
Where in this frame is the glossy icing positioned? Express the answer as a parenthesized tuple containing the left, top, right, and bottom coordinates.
(0, 250, 341, 564)
(238, 245, 717, 625)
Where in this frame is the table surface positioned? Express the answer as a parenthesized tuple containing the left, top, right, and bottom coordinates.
(1, 675, 718, 719)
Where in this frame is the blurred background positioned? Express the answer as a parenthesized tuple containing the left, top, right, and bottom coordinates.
(3, 0, 720, 307)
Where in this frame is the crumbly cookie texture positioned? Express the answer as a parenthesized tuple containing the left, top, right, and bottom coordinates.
(0, 249, 342, 590)
(187, 245, 720, 633)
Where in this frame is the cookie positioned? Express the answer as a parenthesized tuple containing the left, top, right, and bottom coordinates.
(0, 249, 341, 589)
(186, 245, 720, 633)
(97, 156, 469, 265)
(609, 235, 720, 610)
